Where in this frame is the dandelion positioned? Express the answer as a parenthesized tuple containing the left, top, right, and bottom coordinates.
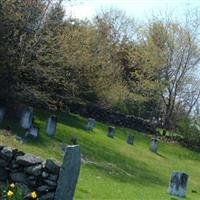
(31, 191, 37, 199)
(7, 190, 14, 198)
(10, 183, 15, 189)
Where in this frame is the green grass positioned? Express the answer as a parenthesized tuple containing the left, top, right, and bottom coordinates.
(0, 109, 200, 200)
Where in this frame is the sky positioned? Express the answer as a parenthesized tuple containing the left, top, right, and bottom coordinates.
(63, 0, 200, 20)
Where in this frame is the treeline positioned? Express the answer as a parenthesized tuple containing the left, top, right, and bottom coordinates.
(0, 0, 200, 139)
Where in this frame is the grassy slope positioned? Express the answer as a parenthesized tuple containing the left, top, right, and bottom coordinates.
(0, 109, 200, 200)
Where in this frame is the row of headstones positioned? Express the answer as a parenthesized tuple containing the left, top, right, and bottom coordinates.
(0, 106, 57, 138)
(87, 118, 189, 198)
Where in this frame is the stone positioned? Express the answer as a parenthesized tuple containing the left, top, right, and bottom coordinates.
(10, 172, 28, 184)
(150, 138, 158, 153)
(16, 154, 42, 166)
(24, 164, 42, 176)
(0, 158, 8, 167)
(20, 106, 33, 129)
(86, 118, 95, 131)
(0, 166, 8, 181)
(48, 174, 58, 182)
(0, 146, 13, 161)
(40, 192, 55, 200)
(26, 125, 39, 139)
(0, 107, 5, 123)
(127, 135, 134, 145)
(168, 172, 189, 197)
(107, 126, 115, 138)
(46, 115, 57, 136)
(36, 185, 52, 193)
(54, 145, 81, 200)
(44, 179, 57, 187)
(44, 159, 60, 174)
(15, 182, 30, 195)
(42, 171, 49, 178)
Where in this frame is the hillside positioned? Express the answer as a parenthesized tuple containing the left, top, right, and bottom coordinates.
(0, 109, 200, 200)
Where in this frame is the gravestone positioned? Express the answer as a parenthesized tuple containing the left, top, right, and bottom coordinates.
(150, 137, 158, 153)
(107, 126, 115, 138)
(168, 172, 188, 197)
(86, 118, 95, 131)
(25, 125, 39, 139)
(127, 134, 134, 145)
(45, 115, 57, 136)
(70, 135, 77, 145)
(0, 107, 5, 123)
(54, 145, 81, 200)
(20, 107, 33, 129)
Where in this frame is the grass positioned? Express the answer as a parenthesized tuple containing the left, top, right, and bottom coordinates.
(0, 109, 200, 200)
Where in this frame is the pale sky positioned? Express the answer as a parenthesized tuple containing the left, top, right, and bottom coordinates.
(63, 0, 200, 20)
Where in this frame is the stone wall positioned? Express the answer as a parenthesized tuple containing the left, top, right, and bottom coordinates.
(69, 103, 156, 134)
(0, 145, 60, 200)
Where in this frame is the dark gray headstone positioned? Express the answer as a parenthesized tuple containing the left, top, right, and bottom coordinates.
(20, 107, 33, 129)
(54, 145, 81, 200)
(107, 126, 115, 138)
(86, 118, 95, 131)
(127, 135, 134, 145)
(150, 138, 158, 153)
(46, 115, 57, 136)
(0, 107, 5, 123)
(168, 172, 188, 197)
(26, 125, 39, 139)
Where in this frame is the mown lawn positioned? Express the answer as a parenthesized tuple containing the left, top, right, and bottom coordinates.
(0, 109, 200, 200)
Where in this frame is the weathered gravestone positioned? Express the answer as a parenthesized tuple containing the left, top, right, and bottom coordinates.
(168, 172, 188, 197)
(150, 137, 158, 153)
(0, 107, 5, 123)
(127, 134, 134, 145)
(54, 145, 81, 200)
(107, 126, 115, 138)
(46, 115, 57, 136)
(25, 125, 39, 139)
(20, 107, 33, 129)
(86, 118, 95, 131)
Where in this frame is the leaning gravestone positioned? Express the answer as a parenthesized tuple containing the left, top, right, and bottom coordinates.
(20, 107, 33, 129)
(45, 115, 57, 136)
(168, 172, 188, 197)
(54, 145, 81, 200)
(0, 107, 5, 123)
(150, 137, 158, 153)
(127, 134, 134, 145)
(107, 126, 115, 138)
(86, 118, 95, 131)
(26, 125, 39, 139)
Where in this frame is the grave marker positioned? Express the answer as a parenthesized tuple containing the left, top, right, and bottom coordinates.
(20, 107, 33, 129)
(150, 137, 158, 153)
(46, 115, 57, 136)
(107, 126, 115, 138)
(127, 135, 134, 145)
(86, 118, 95, 131)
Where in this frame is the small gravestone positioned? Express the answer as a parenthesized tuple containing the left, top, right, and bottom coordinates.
(107, 126, 115, 138)
(127, 135, 134, 145)
(54, 145, 81, 200)
(70, 135, 77, 145)
(150, 137, 158, 153)
(86, 118, 95, 131)
(0, 107, 5, 123)
(168, 172, 188, 197)
(20, 107, 33, 129)
(46, 115, 57, 136)
(25, 125, 39, 139)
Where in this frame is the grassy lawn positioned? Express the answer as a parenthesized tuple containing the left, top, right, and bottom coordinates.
(0, 109, 200, 200)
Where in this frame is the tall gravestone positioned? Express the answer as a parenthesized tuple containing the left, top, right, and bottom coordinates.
(0, 107, 5, 123)
(20, 107, 33, 129)
(168, 172, 188, 197)
(86, 118, 95, 131)
(45, 115, 57, 136)
(127, 134, 134, 145)
(107, 126, 115, 138)
(150, 137, 158, 153)
(54, 145, 81, 200)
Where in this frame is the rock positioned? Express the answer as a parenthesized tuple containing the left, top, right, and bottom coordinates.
(0, 146, 13, 161)
(40, 192, 55, 200)
(10, 172, 28, 184)
(44, 179, 57, 187)
(24, 164, 42, 176)
(48, 174, 58, 182)
(16, 154, 42, 166)
(44, 159, 60, 174)
(42, 171, 49, 178)
(0, 158, 8, 167)
(15, 182, 30, 195)
(0, 166, 8, 181)
(36, 185, 52, 193)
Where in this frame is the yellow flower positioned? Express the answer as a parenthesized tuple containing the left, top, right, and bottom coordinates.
(7, 190, 14, 198)
(10, 183, 15, 189)
(31, 191, 37, 199)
